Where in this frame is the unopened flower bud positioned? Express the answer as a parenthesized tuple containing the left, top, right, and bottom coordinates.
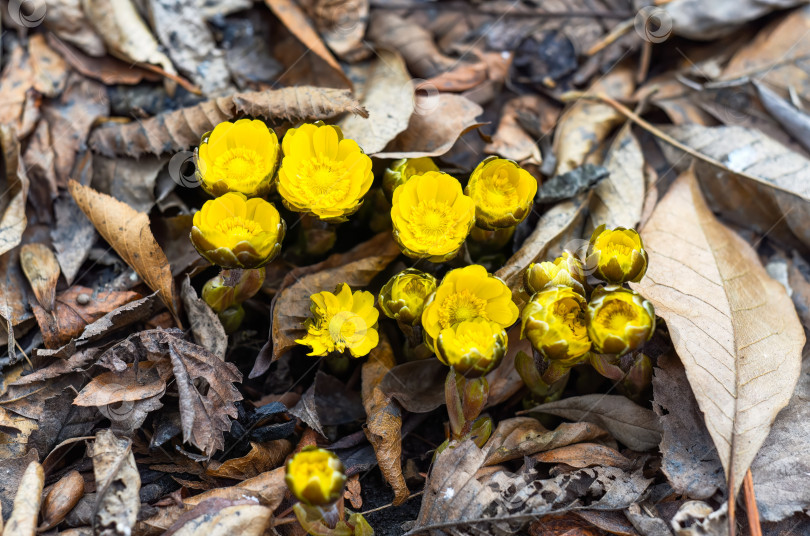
(378, 269, 437, 325)
(586, 286, 655, 355)
(587, 225, 648, 284)
(285, 446, 346, 506)
(521, 286, 591, 366)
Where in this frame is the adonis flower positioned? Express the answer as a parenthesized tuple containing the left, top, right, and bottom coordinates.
(296, 283, 379, 358)
(382, 156, 440, 200)
(278, 123, 373, 221)
(196, 119, 280, 198)
(587, 225, 648, 284)
(390, 171, 475, 262)
(465, 157, 537, 230)
(285, 447, 346, 506)
(521, 286, 591, 366)
(437, 318, 507, 377)
(586, 286, 655, 355)
(422, 265, 518, 352)
(378, 269, 437, 326)
(524, 252, 587, 297)
(190, 192, 285, 269)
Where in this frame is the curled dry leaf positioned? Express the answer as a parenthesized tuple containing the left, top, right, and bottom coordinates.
(89, 86, 367, 157)
(484, 95, 549, 165)
(0, 126, 29, 257)
(633, 169, 805, 495)
(361, 334, 409, 505)
(40, 469, 85, 531)
(181, 277, 227, 360)
(378, 358, 447, 414)
(169, 503, 272, 536)
(339, 48, 414, 155)
(20, 243, 60, 312)
(68, 181, 179, 322)
(528, 394, 662, 452)
(345, 473, 363, 509)
(5, 460, 44, 536)
(73, 360, 172, 409)
(206, 440, 293, 480)
(89, 430, 140, 536)
(533, 443, 634, 471)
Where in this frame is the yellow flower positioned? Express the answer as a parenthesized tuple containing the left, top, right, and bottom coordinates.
(465, 157, 537, 230)
(391, 171, 475, 262)
(437, 318, 507, 377)
(190, 192, 285, 269)
(197, 119, 280, 198)
(586, 286, 655, 355)
(285, 446, 346, 506)
(521, 286, 591, 366)
(382, 157, 440, 200)
(422, 265, 518, 352)
(587, 225, 648, 284)
(296, 283, 379, 358)
(278, 123, 373, 221)
(524, 252, 587, 296)
(378, 269, 437, 325)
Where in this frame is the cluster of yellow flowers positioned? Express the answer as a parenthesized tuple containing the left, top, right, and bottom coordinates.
(520, 225, 655, 376)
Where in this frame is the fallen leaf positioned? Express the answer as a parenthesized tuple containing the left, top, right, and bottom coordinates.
(625, 502, 672, 536)
(4, 460, 44, 536)
(485, 95, 550, 165)
(89, 86, 366, 157)
(40, 469, 85, 530)
(0, 46, 37, 136)
(69, 181, 179, 322)
(205, 440, 293, 480)
(29, 33, 69, 97)
(533, 443, 634, 471)
(528, 394, 662, 452)
(42, 0, 107, 57)
(0, 126, 29, 257)
(361, 334, 408, 505)
(375, 94, 484, 159)
(484, 325, 530, 408)
(20, 243, 60, 312)
(665, 0, 807, 40)
(92, 154, 168, 213)
(168, 502, 272, 536)
(529, 513, 608, 536)
(345, 473, 363, 509)
(483, 417, 610, 466)
(652, 352, 724, 500)
(536, 164, 608, 205)
(754, 80, 810, 154)
(378, 358, 447, 414)
(307, 0, 369, 60)
(51, 194, 96, 285)
(339, 48, 414, 155)
(633, 169, 805, 494)
(0, 450, 39, 521)
(671, 501, 728, 536)
(74, 360, 172, 409)
(89, 430, 140, 536)
(181, 277, 226, 361)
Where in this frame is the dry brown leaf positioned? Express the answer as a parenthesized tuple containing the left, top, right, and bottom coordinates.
(484, 325, 531, 408)
(633, 169, 805, 495)
(89, 430, 140, 536)
(484, 95, 551, 165)
(42, 0, 107, 57)
(181, 276, 226, 360)
(339, 48, 414, 155)
(483, 417, 610, 466)
(306, 0, 369, 60)
(0, 46, 38, 137)
(533, 443, 634, 471)
(377, 358, 447, 414)
(20, 243, 60, 312)
(529, 513, 609, 536)
(345, 473, 363, 509)
(528, 394, 662, 452)
(29, 34, 69, 97)
(0, 126, 29, 258)
(665, 0, 805, 40)
(169, 503, 272, 536)
(40, 469, 85, 531)
(4, 460, 44, 536)
(375, 94, 484, 159)
(69, 181, 179, 322)
(51, 194, 96, 286)
(265, 0, 351, 87)
(74, 360, 171, 408)
(205, 440, 293, 480)
(89, 86, 366, 157)
(361, 334, 408, 505)
(0, 450, 39, 519)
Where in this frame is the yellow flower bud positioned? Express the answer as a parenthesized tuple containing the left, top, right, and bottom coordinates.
(202, 267, 266, 313)
(285, 446, 346, 506)
(586, 286, 655, 355)
(382, 157, 439, 200)
(196, 119, 280, 198)
(391, 171, 476, 262)
(296, 283, 380, 358)
(378, 269, 437, 325)
(524, 251, 586, 296)
(190, 192, 285, 269)
(278, 123, 373, 222)
(465, 157, 538, 230)
(437, 318, 507, 377)
(521, 286, 591, 366)
(422, 265, 518, 353)
(587, 225, 648, 284)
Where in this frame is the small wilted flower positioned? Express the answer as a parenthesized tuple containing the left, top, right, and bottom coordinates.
(437, 318, 507, 377)
(422, 264, 518, 352)
(465, 157, 537, 230)
(382, 157, 440, 200)
(521, 286, 591, 366)
(378, 269, 437, 325)
(190, 192, 285, 269)
(196, 119, 280, 198)
(524, 252, 587, 296)
(391, 171, 475, 262)
(587, 225, 648, 284)
(296, 283, 379, 358)
(278, 123, 373, 222)
(285, 446, 346, 506)
(586, 286, 655, 355)
(202, 267, 266, 313)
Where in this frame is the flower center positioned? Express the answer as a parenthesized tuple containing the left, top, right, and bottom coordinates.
(554, 298, 587, 340)
(438, 289, 488, 328)
(597, 300, 638, 333)
(215, 216, 262, 241)
(297, 156, 351, 205)
(409, 200, 456, 245)
(214, 148, 267, 187)
(480, 168, 519, 209)
(328, 311, 366, 347)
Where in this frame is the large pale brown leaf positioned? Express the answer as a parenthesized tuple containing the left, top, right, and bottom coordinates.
(89, 430, 140, 536)
(633, 169, 805, 494)
(0, 126, 29, 257)
(89, 87, 367, 157)
(4, 460, 43, 536)
(68, 181, 179, 321)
